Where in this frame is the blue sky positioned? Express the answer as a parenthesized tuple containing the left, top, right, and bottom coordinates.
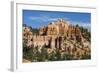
(23, 10, 91, 29)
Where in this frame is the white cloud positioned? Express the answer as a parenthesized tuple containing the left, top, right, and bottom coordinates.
(29, 16, 46, 21)
(29, 16, 69, 22)
(69, 20, 90, 26)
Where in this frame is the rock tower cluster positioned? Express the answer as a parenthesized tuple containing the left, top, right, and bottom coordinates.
(23, 19, 90, 60)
